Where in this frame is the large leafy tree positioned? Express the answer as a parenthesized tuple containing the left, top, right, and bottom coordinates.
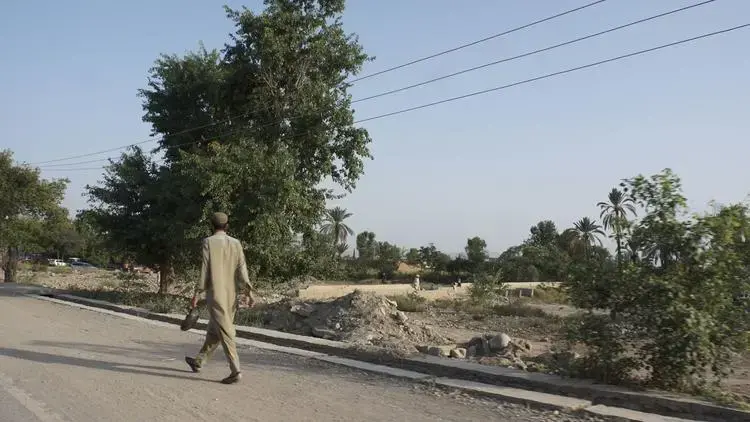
(86, 147, 202, 292)
(356, 231, 377, 261)
(404, 248, 420, 265)
(527, 220, 559, 247)
(41, 213, 84, 260)
(88, 0, 372, 285)
(625, 169, 688, 270)
(464, 236, 488, 273)
(0, 150, 68, 282)
(417, 243, 451, 273)
(74, 210, 120, 267)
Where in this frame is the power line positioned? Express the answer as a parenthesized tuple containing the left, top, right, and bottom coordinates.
(29, 118, 247, 166)
(32, 0, 694, 171)
(41, 158, 118, 167)
(42, 167, 107, 171)
(37, 127, 250, 168)
(348, 0, 609, 83)
(38, 0, 712, 169)
(355, 24, 750, 124)
(39, 23, 749, 173)
(352, 0, 716, 103)
(30, 1, 606, 167)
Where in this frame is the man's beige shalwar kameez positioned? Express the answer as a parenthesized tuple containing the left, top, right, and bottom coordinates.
(193, 231, 251, 374)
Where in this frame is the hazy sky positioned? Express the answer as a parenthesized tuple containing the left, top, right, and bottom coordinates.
(2, 0, 748, 254)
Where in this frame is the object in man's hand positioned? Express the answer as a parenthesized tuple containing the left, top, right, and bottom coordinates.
(181, 307, 201, 331)
(238, 294, 255, 309)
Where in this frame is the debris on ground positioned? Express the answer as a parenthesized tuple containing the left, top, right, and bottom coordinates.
(418, 332, 543, 371)
(257, 290, 453, 356)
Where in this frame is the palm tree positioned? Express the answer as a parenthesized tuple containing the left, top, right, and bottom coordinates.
(320, 207, 354, 246)
(564, 217, 606, 255)
(336, 242, 349, 257)
(597, 188, 637, 259)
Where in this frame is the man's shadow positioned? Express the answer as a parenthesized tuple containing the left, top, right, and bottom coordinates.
(0, 348, 213, 383)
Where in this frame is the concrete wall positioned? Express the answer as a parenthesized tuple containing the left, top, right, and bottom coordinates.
(296, 282, 561, 301)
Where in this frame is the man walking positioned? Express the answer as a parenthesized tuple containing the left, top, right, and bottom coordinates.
(185, 212, 254, 384)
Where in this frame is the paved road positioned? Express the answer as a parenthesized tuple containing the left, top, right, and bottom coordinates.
(0, 287, 601, 422)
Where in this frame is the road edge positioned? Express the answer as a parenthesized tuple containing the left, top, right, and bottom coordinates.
(30, 292, 741, 422)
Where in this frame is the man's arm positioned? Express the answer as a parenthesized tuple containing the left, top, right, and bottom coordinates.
(237, 242, 251, 291)
(191, 238, 210, 309)
(237, 241, 254, 305)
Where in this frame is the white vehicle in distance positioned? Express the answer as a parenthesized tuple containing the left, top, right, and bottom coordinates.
(48, 259, 67, 267)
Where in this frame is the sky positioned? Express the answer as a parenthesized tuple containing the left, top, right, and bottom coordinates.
(2, 0, 749, 255)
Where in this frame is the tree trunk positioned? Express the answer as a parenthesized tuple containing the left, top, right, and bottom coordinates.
(158, 262, 175, 294)
(3, 246, 19, 283)
(615, 233, 622, 266)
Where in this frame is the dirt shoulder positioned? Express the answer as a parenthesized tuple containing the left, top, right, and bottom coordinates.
(22, 269, 750, 408)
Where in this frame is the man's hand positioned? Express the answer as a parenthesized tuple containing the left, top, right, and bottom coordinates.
(190, 293, 200, 310)
(238, 292, 256, 309)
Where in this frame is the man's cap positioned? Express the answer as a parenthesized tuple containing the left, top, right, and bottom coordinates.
(211, 212, 229, 225)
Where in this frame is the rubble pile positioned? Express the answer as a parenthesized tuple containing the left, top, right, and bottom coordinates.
(259, 290, 453, 355)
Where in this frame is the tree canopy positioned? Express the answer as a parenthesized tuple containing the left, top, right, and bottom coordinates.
(84, 0, 373, 290)
(0, 150, 68, 282)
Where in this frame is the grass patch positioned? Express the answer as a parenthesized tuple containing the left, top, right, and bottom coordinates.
(695, 387, 750, 411)
(98, 278, 120, 290)
(431, 298, 456, 310)
(531, 286, 570, 305)
(69, 289, 191, 315)
(235, 306, 267, 327)
(68, 288, 269, 326)
(388, 292, 428, 312)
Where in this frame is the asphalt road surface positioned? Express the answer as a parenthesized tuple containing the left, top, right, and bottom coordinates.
(0, 287, 603, 422)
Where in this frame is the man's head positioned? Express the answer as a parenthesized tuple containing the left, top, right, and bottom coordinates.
(210, 212, 229, 232)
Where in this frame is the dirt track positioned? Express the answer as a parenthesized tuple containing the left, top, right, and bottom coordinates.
(0, 285, 601, 422)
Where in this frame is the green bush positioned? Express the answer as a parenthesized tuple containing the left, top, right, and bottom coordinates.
(565, 171, 750, 391)
(468, 272, 508, 304)
(533, 285, 569, 304)
(70, 289, 190, 314)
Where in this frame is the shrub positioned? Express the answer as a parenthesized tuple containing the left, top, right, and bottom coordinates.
(70, 289, 190, 314)
(565, 171, 750, 390)
(533, 285, 569, 304)
(468, 272, 508, 304)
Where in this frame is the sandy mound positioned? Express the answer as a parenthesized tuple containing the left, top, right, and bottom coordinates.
(256, 290, 453, 356)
